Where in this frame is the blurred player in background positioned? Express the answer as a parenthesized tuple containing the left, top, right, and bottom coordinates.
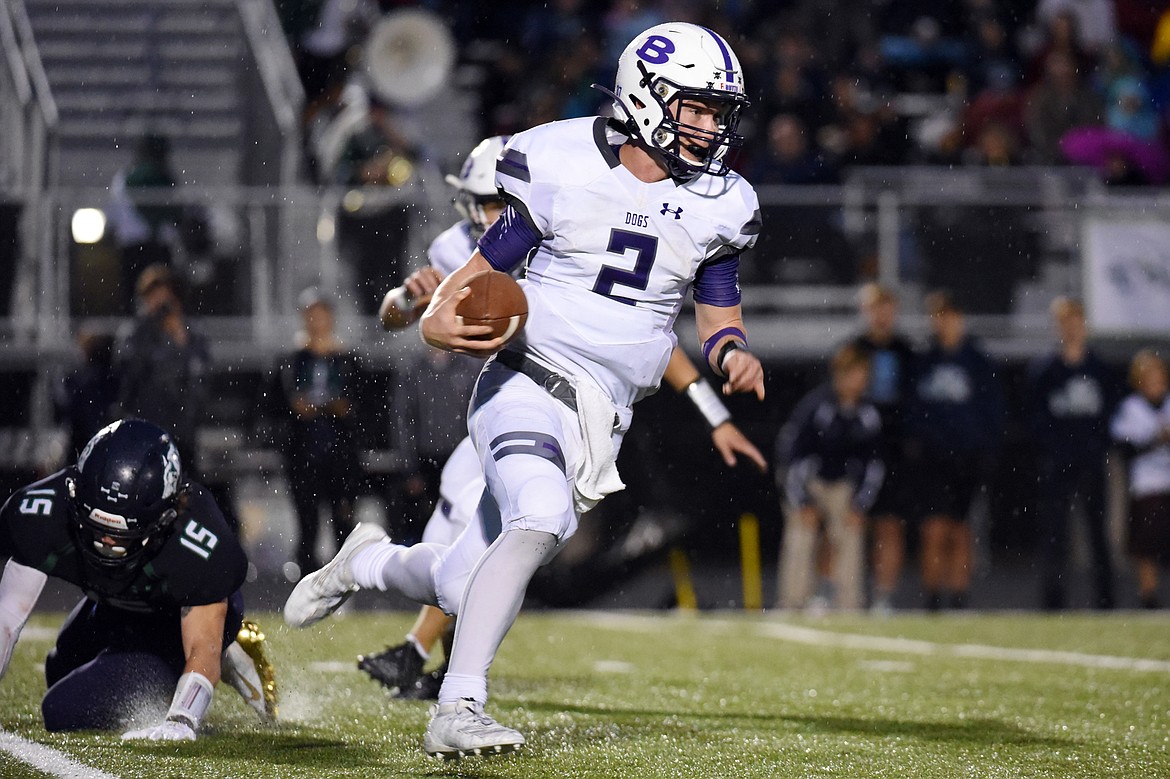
(286, 22, 765, 757)
(776, 343, 884, 611)
(907, 291, 1004, 610)
(849, 283, 916, 613)
(272, 289, 362, 579)
(1024, 297, 1118, 610)
(1111, 350, 1170, 609)
(358, 133, 766, 700)
(0, 420, 276, 739)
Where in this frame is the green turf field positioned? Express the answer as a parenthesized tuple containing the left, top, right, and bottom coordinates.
(2, 610, 1169, 778)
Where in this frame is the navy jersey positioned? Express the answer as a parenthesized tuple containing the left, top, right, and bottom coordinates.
(0, 470, 246, 613)
(908, 336, 1004, 455)
(1024, 349, 1121, 462)
(776, 384, 886, 511)
(850, 331, 916, 439)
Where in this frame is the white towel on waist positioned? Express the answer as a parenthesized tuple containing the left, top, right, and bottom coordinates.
(571, 376, 625, 514)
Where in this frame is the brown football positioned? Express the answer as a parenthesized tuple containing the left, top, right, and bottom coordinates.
(455, 270, 528, 343)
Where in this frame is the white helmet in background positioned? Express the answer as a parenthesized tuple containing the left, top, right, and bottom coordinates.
(444, 135, 510, 238)
(599, 22, 749, 180)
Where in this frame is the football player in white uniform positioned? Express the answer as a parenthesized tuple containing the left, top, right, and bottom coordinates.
(286, 22, 765, 758)
(360, 134, 766, 699)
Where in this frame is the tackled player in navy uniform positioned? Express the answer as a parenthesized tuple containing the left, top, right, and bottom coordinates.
(0, 420, 276, 738)
(286, 22, 765, 758)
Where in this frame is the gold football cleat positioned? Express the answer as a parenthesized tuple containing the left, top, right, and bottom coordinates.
(234, 619, 279, 721)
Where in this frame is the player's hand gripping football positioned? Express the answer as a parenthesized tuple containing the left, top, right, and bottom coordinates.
(721, 349, 765, 400)
(420, 285, 509, 358)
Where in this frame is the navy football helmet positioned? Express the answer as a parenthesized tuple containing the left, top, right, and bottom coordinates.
(68, 420, 186, 572)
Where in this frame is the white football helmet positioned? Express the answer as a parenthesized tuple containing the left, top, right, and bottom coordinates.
(599, 22, 749, 180)
(444, 135, 510, 238)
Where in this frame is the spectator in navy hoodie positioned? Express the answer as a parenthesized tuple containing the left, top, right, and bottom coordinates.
(907, 291, 1004, 610)
(1024, 297, 1119, 610)
(776, 343, 885, 611)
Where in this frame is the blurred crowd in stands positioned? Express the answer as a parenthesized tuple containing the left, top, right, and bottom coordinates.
(275, 0, 1170, 187)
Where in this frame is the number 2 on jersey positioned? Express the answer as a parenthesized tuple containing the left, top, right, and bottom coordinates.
(592, 229, 658, 305)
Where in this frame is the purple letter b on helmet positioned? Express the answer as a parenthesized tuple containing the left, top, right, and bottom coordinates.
(637, 35, 675, 64)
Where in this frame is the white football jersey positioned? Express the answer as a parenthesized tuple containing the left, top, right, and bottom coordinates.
(427, 221, 477, 278)
(496, 117, 760, 407)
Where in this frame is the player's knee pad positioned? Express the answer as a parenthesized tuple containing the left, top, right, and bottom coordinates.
(503, 473, 575, 538)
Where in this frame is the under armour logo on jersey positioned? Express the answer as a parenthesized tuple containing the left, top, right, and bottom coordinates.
(661, 203, 684, 219)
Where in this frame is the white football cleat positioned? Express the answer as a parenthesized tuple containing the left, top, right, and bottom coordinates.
(283, 523, 387, 628)
(423, 699, 525, 760)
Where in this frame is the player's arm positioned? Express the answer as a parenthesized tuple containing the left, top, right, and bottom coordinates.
(122, 600, 228, 742)
(0, 561, 47, 681)
(695, 301, 765, 400)
(662, 348, 766, 471)
(379, 266, 444, 330)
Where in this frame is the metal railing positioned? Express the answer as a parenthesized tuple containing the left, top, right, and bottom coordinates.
(4, 170, 1170, 362)
(0, 0, 58, 347)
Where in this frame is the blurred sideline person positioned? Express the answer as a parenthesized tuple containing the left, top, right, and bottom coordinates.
(907, 291, 1003, 610)
(1111, 350, 1170, 609)
(54, 328, 119, 463)
(115, 265, 209, 474)
(0, 420, 276, 738)
(358, 134, 767, 700)
(849, 282, 915, 613)
(113, 264, 243, 532)
(272, 290, 362, 578)
(776, 344, 884, 611)
(1024, 297, 1118, 610)
(287, 22, 766, 758)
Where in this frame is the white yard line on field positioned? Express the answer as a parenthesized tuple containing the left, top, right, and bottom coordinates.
(0, 730, 119, 779)
(566, 612, 1170, 673)
(758, 622, 1170, 673)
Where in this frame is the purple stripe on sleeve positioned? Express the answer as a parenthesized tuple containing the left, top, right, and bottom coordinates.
(702, 326, 746, 366)
(693, 253, 741, 306)
(477, 206, 542, 273)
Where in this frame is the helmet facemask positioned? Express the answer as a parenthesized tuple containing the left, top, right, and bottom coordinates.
(70, 474, 184, 575)
(637, 61, 747, 180)
(453, 191, 506, 240)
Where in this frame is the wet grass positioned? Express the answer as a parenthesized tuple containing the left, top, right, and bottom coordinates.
(2, 610, 1169, 778)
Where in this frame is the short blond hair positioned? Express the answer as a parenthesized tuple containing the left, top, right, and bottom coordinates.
(858, 282, 898, 308)
(1129, 349, 1167, 390)
(831, 342, 871, 375)
(925, 289, 960, 316)
(1049, 296, 1084, 319)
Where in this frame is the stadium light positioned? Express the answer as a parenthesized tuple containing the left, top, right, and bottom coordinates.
(71, 208, 106, 244)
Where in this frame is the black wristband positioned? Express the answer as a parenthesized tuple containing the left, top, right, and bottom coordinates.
(717, 340, 746, 374)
